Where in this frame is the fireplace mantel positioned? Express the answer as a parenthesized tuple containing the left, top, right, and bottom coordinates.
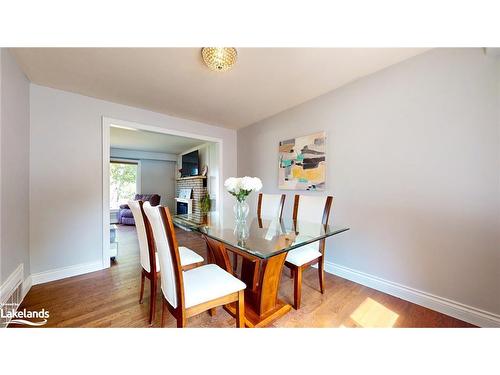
(176, 175, 207, 181)
(174, 197, 193, 204)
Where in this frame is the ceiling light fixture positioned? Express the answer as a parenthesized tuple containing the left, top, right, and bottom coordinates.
(201, 47, 238, 72)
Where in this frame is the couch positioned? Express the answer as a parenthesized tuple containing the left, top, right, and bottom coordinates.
(118, 194, 161, 225)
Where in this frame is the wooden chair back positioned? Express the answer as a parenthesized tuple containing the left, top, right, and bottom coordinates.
(292, 195, 333, 256)
(143, 202, 185, 310)
(292, 195, 333, 225)
(128, 200, 157, 274)
(203, 235, 233, 274)
(257, 193, 286, 220)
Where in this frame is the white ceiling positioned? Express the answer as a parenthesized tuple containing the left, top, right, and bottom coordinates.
(110, 126, 207, 154)
(12, 48, 429, 129)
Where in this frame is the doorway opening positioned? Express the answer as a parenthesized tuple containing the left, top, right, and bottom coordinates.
(102, 117, 223, 269)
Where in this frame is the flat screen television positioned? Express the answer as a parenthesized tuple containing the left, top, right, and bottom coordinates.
(181, 150, 199, 177)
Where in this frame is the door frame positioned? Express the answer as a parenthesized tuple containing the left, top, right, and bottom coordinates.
(102, 116, 224, 269)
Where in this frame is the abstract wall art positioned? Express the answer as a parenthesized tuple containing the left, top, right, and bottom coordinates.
(278, 131, 326, 191)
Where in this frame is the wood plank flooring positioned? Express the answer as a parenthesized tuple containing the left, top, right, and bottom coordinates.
(13, 225, 474, 328)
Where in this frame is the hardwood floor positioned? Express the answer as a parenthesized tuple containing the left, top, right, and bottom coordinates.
(14, 225, 474, 328)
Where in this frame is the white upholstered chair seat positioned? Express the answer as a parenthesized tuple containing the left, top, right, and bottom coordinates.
(182, 264, 246, 308)
(179, 247, 204, 267)
(285, 242, 322, 266)
(154, 246, 203, 271)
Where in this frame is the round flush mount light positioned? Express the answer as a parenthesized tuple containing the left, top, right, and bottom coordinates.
(201, 47, 238, 72)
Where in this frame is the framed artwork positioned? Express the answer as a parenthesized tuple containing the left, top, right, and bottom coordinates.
(278, 131, 326, 191)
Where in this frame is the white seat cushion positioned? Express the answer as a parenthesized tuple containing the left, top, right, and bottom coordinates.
(154, 246, 204, 271)
(286, 243, 322, 266)
(183, 264, 246, 308)
(179, 246, 204, 266)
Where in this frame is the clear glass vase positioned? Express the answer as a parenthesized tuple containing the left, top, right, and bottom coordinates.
(233, 200, 249, 223)
(233, 220, 249, 245)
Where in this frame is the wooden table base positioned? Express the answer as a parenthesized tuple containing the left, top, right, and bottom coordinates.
(224, 299, 291, 328)
(224, 250, 291, 327)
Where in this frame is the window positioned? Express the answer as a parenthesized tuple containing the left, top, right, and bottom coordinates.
(110, 160, 139, 209)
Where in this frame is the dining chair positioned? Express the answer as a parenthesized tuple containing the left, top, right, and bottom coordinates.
(128, 200, 204, 325)
(231, 193, 286, 272)
(143, 203, 246, 328)
(284, 195, 333, 310)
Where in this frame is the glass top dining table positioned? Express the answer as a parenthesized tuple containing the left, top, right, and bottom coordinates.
(173, 212, 349, 259)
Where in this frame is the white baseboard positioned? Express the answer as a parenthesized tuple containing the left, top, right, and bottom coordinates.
(31, 261, 103, 286)
(322, 261, 500, 327)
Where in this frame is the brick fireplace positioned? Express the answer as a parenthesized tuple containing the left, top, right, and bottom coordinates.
(175, 176, 207, 222)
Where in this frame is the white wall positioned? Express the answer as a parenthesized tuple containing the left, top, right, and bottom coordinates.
(30, 84, 237, 275)
(0, 49, 30, 284)
(238, 48, 500, 321)
(140, 160, 176, 210)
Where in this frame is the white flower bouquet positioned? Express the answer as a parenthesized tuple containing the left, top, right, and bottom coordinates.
(224, 176, 263, 202)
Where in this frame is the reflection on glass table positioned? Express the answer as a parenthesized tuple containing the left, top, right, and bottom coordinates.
(173, 212, 349, 260)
